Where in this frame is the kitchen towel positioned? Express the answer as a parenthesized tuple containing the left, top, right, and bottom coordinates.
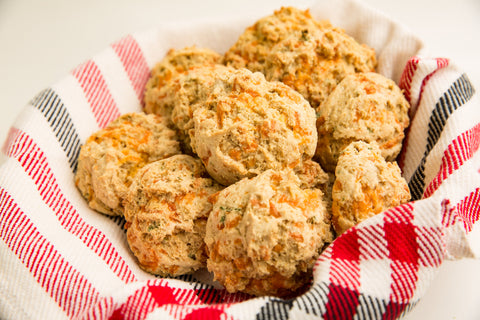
(1, 0, 479, 319)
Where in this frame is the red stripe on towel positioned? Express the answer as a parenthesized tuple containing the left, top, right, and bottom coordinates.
(399, 56, 420, 104)
(111, 35, 150, 103)
(4, 128, 136, 283)
(424, 123, 480, 198)
(0, 188, 100, 318)
(456, 188, 480, 232)
(72, 60, 121, 128)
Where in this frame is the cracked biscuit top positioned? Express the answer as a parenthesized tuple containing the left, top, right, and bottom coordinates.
(316, 72, 410, 172)
(205, 168, 333, 297)
(332, 141, 411, 235)
(124, 154, 223, 277)
(75, 112, 181, 216)
(144, 46, 222, 119)
(224, 6, 376, 111)
(190, 67, 318, 185)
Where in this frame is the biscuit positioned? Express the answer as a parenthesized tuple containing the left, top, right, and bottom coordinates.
(169, 64, 236, 152)
(75, 113, 181, 216)
(191, 67, 318, 185)
(316, 72, 410, 172)
(332, 141, 411, 235)
(223, 6, 376, 111)
(144, 46, 222, 119)
(205, 169, 333, 297)
(124, 154, 223, 277)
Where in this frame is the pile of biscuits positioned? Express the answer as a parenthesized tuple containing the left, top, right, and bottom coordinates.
(75, 7, 411, 298)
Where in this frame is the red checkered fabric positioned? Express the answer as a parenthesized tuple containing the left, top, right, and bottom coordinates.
(1, 1, 479, 319)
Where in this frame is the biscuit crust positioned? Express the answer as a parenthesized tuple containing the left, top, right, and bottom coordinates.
(332, 141, 411, 235)
(144, 46, 222, 118)
(75, 113, 181, 216)
(168, 65, 235, 152)
(191, 67, 318, 185)
(316, 72, 410, 172)
(205, 169, 333, 297)
(124, 155, 223, 277)
(224, 6, 376, 111)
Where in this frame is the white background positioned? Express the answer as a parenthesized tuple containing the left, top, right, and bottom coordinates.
(0, 0, 479, 319)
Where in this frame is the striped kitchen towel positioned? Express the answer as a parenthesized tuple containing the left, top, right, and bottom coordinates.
(0, 0, 479, 319)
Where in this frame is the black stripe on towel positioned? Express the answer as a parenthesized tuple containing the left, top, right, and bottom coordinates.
(408, 74, 475, 200)
(30, 88, 82, 172)
(293, 282, 329, 316)
(30, 89, 130, 228)
(256, 299, 293, 320)
(355, 293, 388, 320)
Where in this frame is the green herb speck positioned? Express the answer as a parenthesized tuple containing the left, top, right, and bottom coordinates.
(301, 29, 309, 41)
(147, 221, 161, 231)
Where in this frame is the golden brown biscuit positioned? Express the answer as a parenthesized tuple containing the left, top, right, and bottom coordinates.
(144, 46, 222, 119)
(332, 141, 411, 235)
(205, 169, 333, 297)
(75, 113, 181, 216)
(124, 154, 223, 277)
(191, 67, 318, 185)
(223, 6, 376, 111)
(168, 64, 236, 152)
(316, 72, 410, 172)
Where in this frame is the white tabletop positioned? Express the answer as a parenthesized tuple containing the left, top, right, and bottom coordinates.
(1, 0, 479, 319)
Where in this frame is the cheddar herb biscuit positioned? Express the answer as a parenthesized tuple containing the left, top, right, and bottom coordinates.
(316, 72, 410, 172)
(191, 67, 317, 185)
(205, 169, 333, 297)
(332, 141, 411, 235)
(144, 46, 222, 119)
(75, 113, 180, 216)
(124, 154, 223, 276)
